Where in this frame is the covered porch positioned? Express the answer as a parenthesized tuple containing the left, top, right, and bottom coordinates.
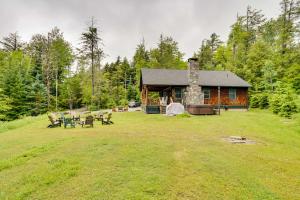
(141, 85, 221, 115)
(141, 85, 185, 114)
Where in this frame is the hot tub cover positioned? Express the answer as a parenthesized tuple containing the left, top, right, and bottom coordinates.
(166, 103, 185, 116)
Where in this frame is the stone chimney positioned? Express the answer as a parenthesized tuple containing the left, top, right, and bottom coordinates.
(185, 58, 204, 105)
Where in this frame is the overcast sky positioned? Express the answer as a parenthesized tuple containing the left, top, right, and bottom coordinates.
(0, 0, 281, 63)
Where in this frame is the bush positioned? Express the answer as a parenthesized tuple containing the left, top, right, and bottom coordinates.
(250, 93, 269, 109)
(259, 93, 269, 109)
(250, 94, 260, 108)
(252, 82, 298, 118)
(292, 76, 300, 94)
(270, 93, 298, 118)
(278, 95, 297, 118)
(269, 94, 281, 114)
(119, 99, 128, 107)
(107, 99, 116, 109)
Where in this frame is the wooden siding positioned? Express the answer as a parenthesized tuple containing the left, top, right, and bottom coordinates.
(141, 85, 249, 108)
(203, 87, 248, 107)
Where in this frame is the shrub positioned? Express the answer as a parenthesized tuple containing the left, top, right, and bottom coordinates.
(269, 94, 281, 114)
(292, 76, 300, 94)
(278, 95, 297, 118)
(250, 93, 269, 109)
(250, 94, 260, 108)
(107, 99, 116, 109)
(270, 92, 298, 118)
(119, 99, 128, 107)
(259, 93, 269, 109)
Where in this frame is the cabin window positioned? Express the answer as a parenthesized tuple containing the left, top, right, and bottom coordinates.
(175, 88, 182, 99)
(203, 88, 210, 99)
(229, 88, 236, 100)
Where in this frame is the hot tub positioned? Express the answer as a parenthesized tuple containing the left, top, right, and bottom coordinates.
(186, 105, 217, 115)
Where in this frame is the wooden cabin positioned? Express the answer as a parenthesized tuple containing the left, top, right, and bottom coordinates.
(140, 58, 251, 114)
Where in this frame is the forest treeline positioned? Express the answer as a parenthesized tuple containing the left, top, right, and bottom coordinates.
(0, 0, 299, 120)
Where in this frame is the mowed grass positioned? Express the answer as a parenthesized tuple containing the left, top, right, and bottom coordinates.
(0, 110, 299, 200)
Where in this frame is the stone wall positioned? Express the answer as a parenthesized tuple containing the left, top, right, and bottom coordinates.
(185, 58, 204, 105)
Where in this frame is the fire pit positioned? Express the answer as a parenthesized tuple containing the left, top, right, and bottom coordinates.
(224, 136, 256, 144)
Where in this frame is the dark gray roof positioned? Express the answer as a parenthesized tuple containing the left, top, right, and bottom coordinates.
(141, 68, 251, 87)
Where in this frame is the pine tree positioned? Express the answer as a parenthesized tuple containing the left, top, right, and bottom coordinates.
(133, 40, 150, 99)
(79, 18, 104, 98)
(149, 34, 186, 69)
(195, 40, 213, 69)
(194, 33, 222, 69)
(245, 40, 272, 85)
(278, 0, 300, 55)
(26, 74, 48, 116)
(243, 6, 266, 50)
(0, 89, 12, 120)
(2, 52, 30, 120)
(0, 32, 24, 52)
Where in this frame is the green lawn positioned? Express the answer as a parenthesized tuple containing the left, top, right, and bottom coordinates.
(0, 110, 299, 200)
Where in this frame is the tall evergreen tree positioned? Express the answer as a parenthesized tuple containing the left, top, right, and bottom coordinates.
(2, 52, 31, 120)
(0, 88, 11, 120)
(278, 0, 300, 55)
(194, 33, 222, 69)
(26, 74, 48, 116)
(133, 39, 150, 99)
(79, 18, 104, 98)
(0, 32, 24, 52)
(149, 34, 186, 69)
(243, 6, 266, 50)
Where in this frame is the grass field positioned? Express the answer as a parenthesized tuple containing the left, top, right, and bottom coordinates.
(0, 110, 299, 200)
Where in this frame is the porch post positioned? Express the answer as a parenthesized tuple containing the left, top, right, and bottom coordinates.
(218, 86, 221, 115)
(145, 85, 148, 105)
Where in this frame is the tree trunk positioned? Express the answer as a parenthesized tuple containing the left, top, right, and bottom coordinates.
(282, 0, 288, 55)
(55, 68, 58, 111)
(46, 33, 51, 110)
(91, 43, 95, 97)
(46, 72, 51, 110)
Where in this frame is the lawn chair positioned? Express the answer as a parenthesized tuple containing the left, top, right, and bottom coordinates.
(95, 112, 103, 121)
(72, 114, 80, 122)
(102, 113, 113, 125)
(59, 113, 65, 124)
(81, 115, 94, 127)
(64, 117, 76, 128)
(47, 113, 61, 128)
